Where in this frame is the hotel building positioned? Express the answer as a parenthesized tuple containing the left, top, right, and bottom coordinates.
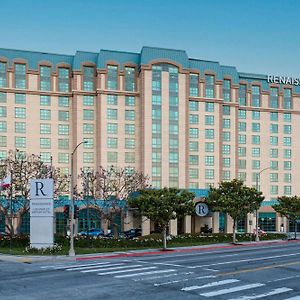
(0, 46, 299, 235)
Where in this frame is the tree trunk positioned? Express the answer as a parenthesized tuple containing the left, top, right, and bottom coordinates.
(162, 226, 167, 250)
(233, 219, 237, 244)
(294, 220, 297, 240)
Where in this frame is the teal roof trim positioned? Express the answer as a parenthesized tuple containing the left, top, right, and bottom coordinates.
(97, 49, 140, 70)
(73, 51, 98, 70)
(141, 46, 189, 68)
(0, 48, 73, 70)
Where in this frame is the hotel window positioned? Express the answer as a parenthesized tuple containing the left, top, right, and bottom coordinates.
(125, 67, 135, 91)
(270, 185, 278, 195)
(83, 123, 94, 134)
(238, 172, 246, 181)
(205, 75, 215, 98)
(125, 110, 135, 121)
(284, 186, 292, 195)
(284, 125, 292, 134)
(284, 161, 292, 170)
(238, 122, 246, 131)
(169, 138, 178, 149)
(223, 105, 230, 115)
(0, 92, 6, 103)
(40, 95, 51, 106)
(252, 110, 260, 120)
(283, 113, 291, 122)
(189, 155, 198, 165)
(223, 119, 230, 129)
(284, 149, 292, 159)
(270, 112, 278, 121)
(40, 109, 51, 120)
(205, 142, 214, 152)
(223, 132, 230, 142)
(15, 108, 26, 119)
(283, 137, 291, 146)
(238, 147, 246, 157)
(40, 66, 51, 91)
(58, 139, 69, 149)
(252, 123, 260, 132)
(169, 152, 179, 163)
(125, 124, 135, 135)
(252, 148, 260, 157)
(222, 171, 231, 180)
(252, 160, 260, 170)
(169, 124, 179, 135)
(107, 123, 118, 134)
(107, 137, 118, 148)
(205, 156, 214, 166)
(238, 134, 246, 144)
(270, 136, 278, 146)
(59, 111, 69, 121)
(284, 173, 292, 183)
(223, 79, 231, 102)
(58, 153, 69, 163)
(170, 96, 179, 107)
(152, 95, 161, 106)
(152, 123, 161, 134)
(238, 109, 246, 119)
(0, 151, 7, 159)
(283, 89, 292, 109)
(0, 107, 6, 118)
(15, 122, 26, 133)
(270, 124, 278, 134)
(222, 144, 231, 155)
(107, 151, 118, 163)
(125, 96, 135, 106)
(223, 157, 231, 168)
(83, 66, 94, 91)
(0, 136, 7, 146)
(270, 173, 278, 182)
(252, 135, 260, 145)
(189, 141, 198, 152)
(152, 137, 161, 148)
(58, 124, 69, 135)
(58, 68, 69, 92)
(125, 152, 135, 163)
(107, 108, 117, 120)
(189, 74, 199, 97)
(152, 108, 161, 120)
(270, 148, 278, 158)
(15, 94, 26, 104)
(107, 95, 118, 105)
(107, 65, 118, 90)
(270, 87, 279, 108)
(189, 168, 199, 179)
(40, 152, 51, 163)
(15, 63, 26, 89)
(152, 166, 161, 177)
(83, 152, 94, 163)
(190, 114, 199, 125)
(15, 137, 26, 148)
(205, 115, 214, 125)
(205, 102, 214, 112)
(239, 84, 247, 105)
(83, 95, 94, 106)
(59, 96, 69, 107)
(189, 128, 199, 138)
(205, 169, 214, 179)
(125, 138, 135, 149)
(40, 138, 50, 148)
(40, 124, 51, 134)
(251, 86, 261, 107)
(238, 159, 246, 169)
(270, 161, 278, 170)
(83, 109, 94, 121)
(0, 62, 7, 87)
(169, 110, 178, 121)
(0, 121, 6, 132)
(152, 152, 161, 163)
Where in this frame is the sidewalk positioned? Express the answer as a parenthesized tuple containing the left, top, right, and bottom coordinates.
(1, 239, 299, 263)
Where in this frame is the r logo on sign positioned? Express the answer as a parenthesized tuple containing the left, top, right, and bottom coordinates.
(195, 203, 209, 217)
(35, 181, 46, 197)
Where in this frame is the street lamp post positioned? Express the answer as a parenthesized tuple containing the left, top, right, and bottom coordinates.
(69, 141, 87, 257)
(255, 167, 271, 242)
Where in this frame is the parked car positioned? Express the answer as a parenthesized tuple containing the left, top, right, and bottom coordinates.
(123, 228, 142, 239)
(103, 231, 126, 239)
(78, 228, 104, 237)
(0, 231, 8, 238)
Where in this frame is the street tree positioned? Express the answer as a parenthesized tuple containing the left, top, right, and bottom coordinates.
(128, 187, 195, 250)
(206, 179, 264, 243)
(0, 150, 69, 235)
(77, 166, 149, 236)
(273, 195, 300, 239)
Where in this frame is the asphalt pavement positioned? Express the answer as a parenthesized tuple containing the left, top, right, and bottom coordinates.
(1, 240, 300, 299)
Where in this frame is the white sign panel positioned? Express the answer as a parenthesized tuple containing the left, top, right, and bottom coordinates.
(30, 179, 54, 199)
(30, 199, 54, 217)
(195, 203, 209, 217)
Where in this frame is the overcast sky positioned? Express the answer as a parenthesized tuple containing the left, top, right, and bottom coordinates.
(1, 0, 299, 76)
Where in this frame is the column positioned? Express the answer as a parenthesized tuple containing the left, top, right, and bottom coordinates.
(212, 212, 219, 233)
(123, 210, 133, 231)
(184, 215, 192, 234)
(141, 216, 150, 236)
(226, 214, 233, 233)
(169, 219, 177, 236)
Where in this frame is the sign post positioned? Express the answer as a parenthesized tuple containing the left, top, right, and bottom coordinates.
(30, 179, 54, 249)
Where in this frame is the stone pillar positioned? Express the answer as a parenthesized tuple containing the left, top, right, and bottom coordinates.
(276, 214, 281, 232)
(141, 216, 150, 236)
(212, 212, 219, 233)
(184, 215, 192, 234)
(123, 210, 133, 231)
(169, 219, 178, 236)
(283, 216, 288, 233)
(225, 214, 233, 233)
(102, 218, 109, 234)
(247, 213, 254, 233)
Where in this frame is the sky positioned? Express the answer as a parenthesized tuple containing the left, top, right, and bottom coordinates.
(1, 0, 300, 76)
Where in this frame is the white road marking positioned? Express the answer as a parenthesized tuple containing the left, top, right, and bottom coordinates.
(228, 287, 293, 300)
(191, 252, 300, 268)
(135, 273, 180, 282)
(267, 275, 300, 283)
(66, 263, 124, 271)
(181, 279, 239, 291)
(200, 283, 265, 297)
(45, 262, 111, 270)
(203, 268, 219, 272)
(195, 275, 217, 280)
(152, 262, 193, 268)
(115, 269, 176, 278)
(97, 266, 157, 275)
(82, 264, 142, 273)
(153, 274, 215, 287)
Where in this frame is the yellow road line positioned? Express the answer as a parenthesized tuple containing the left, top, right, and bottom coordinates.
(218, 260, 300, 276)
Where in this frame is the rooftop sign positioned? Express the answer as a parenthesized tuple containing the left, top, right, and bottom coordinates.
(267, 75, 300, 86)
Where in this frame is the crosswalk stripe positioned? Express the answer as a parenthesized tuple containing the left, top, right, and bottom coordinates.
(98, 266, 157, 276)
(115, 269, 176, 278)
(200, 283, 265, 297)
(228, 287, 293, 300)
(82, 264, 142, 273)
(282, 296, 300, 300)
(45, 262, 111, 270)
(66, 263, 124, 271)
(182, 279, 239, 291)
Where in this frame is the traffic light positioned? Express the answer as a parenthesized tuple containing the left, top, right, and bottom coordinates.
(63, 205, 70, 219)
(74, 205, 79, 219)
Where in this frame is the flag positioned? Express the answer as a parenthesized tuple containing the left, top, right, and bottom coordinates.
(0, 175, 11, 189)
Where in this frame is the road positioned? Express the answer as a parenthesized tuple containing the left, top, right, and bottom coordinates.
(1, 241, 300, 299)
